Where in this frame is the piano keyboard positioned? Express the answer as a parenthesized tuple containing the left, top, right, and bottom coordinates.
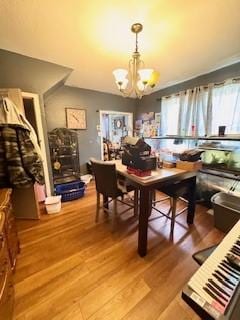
(188, 220, 240, 318)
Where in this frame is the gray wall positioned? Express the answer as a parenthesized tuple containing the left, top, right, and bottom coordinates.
(44, 85, 136, 172)
(0, 49, 72, 94)
(136, 62, 240, 116)
(0, 49, 73, 193)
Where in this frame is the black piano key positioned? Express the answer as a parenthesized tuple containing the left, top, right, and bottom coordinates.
(226, 253, 240, 272)
(208, 278, 231, 298)
(213, 272, 234, 291)
(218, 265, 240, 280)
(206, 283, 229, 302)
(223, 259, 240, 274)
(203, 286, 226, 307)
(215, 270, 237, 287)
(232, 245, 240, 255)
(230, 248, 240, 257)
(221, 261, 240, 277)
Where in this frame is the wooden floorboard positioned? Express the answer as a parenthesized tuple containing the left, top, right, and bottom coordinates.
(13, 181, 224, 320)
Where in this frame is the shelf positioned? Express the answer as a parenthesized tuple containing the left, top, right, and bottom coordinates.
(58, 154, 77, 158)
(199, 168, 240, 180)
(198, 146, 235, 152)
(144, 135, 240, 141)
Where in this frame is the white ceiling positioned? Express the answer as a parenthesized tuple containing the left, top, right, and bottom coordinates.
(1, 0, 240, 96)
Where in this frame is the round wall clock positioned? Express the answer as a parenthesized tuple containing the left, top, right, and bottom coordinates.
(115, 119, 123, 129)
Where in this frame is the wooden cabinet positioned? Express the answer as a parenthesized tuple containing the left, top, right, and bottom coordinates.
(0, 189, 20, 319)
(0, 189, 20, 270)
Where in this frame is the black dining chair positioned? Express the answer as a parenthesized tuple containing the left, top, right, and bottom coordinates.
(90, 158, 138, 230)
(152, 178, 193, 237)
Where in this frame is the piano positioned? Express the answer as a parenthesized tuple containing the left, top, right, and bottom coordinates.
(182, 220, 240, 320)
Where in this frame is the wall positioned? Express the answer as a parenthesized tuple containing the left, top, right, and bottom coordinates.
(136, 62, 240, 115)
(0, 49, 72, 193)
(44, 85, 136, 172)
(0, 49, 72, 94)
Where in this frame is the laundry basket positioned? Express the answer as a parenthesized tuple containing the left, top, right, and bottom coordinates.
(55, 180, 85, 202)
(211, 192, 240, 232)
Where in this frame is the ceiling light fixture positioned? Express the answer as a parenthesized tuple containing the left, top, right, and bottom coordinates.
(113, 23, 160, 99)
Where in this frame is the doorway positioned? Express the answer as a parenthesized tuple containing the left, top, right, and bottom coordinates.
(99, 110, 133, 160)
(22, 92, 51, 197)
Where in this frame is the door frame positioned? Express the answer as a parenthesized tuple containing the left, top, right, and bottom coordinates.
(99, 110, 133, 160)
(22, 92, 51, 196)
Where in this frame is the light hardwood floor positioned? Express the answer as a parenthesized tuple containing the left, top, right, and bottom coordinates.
(13, 181, 224, 320)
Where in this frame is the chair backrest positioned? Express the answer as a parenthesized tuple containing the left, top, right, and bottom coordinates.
(90, 158, 119, 198)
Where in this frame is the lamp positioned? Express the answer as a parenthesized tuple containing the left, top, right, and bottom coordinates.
(113, 23, 160, 99)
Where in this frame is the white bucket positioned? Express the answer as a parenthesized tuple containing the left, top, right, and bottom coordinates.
(45, 195, 62, 214)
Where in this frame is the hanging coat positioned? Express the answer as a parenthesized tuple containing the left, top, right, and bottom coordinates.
(0, 126, 44, 188)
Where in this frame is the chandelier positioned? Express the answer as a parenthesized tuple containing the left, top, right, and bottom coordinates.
(113, 23, 160, 99)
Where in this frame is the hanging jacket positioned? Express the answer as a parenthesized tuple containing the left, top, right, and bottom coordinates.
(0, 126, 44, 188)
(0, 97, 42, 160)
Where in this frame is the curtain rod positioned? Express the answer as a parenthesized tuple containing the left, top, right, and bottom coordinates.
(156, 76, 240, 101)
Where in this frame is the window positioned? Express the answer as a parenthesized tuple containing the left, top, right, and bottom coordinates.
(160, 80, 240, 137)
(161, 95, 180, 136)
(211, 82, 240, 135)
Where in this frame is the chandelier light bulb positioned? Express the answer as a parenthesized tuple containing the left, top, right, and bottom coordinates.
(138, 68, 154, 85)
(148, 70, 160, 88)
(116, 78, 128, 90)
(113, 69, 128, 83)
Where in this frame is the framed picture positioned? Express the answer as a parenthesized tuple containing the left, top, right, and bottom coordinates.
(138, 112, 155, 121)
(66, 108, 87, 129)
(155, 112, 161, 124)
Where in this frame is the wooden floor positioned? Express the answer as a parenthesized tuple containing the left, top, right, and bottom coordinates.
(13, 181, 224, 320)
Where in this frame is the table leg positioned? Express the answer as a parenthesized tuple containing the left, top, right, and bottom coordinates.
(138, 187, 151, 257)
(187, 176, 196, 224)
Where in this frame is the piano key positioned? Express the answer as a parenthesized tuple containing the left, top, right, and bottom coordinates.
(212, 272, 234, 291)
(234, 246, 240, 253)
(230, 247, 240, 257)
(218, 264, 240, 280)
(206, 283, 229, 303)
(203, 286, 226, 307)
(188, 220, 240, 315)
(208, 279, 231, 298)
(221, 260, 240, 276)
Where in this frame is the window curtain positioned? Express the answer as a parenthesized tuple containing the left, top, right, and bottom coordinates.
(161, 95, 180, 135)
(211, 80, 240, 135)
(161, 77, 240, 137)
(178, 84, 213, 137)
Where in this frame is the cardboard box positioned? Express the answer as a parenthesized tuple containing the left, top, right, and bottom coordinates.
(176, 160, 202, 171)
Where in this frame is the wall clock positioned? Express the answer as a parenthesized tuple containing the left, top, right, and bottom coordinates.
(66, 108, 87, 129)
(114, 119, 123, 129)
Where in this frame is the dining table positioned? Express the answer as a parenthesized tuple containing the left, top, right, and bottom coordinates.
(112, 160, 197, 257)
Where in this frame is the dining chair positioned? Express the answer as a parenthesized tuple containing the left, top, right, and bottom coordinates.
(90, 158, 138, 230)
(152, 178, 192, 237)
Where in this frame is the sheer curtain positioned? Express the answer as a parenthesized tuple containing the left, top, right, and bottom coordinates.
(161, 95, 180, 135)
(161, 78, 240, 137)
(211, 80, 240, 135)
(178, 85, 213, 136)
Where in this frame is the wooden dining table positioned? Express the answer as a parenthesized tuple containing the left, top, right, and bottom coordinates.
(112, 160, 197, 257)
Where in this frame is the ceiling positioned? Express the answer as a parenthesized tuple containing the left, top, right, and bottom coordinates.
(1, 0, 240, 96)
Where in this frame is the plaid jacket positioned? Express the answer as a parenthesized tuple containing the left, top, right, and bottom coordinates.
(0, 125, 44, 188)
